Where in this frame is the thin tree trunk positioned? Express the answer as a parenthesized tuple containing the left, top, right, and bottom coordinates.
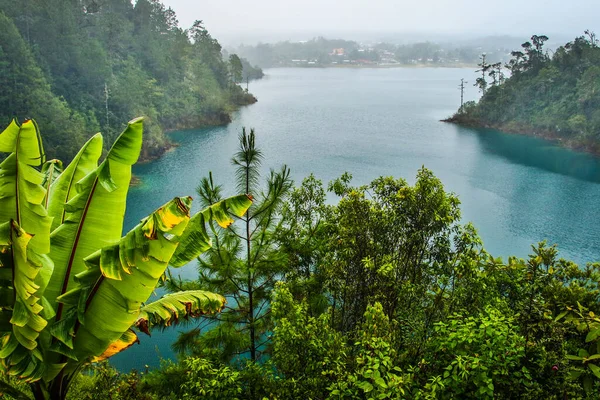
(245, 165, 256, 362)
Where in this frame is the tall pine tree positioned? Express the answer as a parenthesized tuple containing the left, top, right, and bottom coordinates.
(169, 128, 292, 364)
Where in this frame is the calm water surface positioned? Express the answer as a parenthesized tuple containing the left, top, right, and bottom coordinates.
(112, 67, 600, 371)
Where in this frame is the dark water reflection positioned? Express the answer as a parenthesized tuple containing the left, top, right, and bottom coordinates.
(466, 128, 600, 183)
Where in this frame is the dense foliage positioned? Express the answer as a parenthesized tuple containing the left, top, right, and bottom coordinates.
(0, 0, 262, 162)
(0, 118, 252, 400)
(450, 32, 600, 154)
(41, 132, 598, 399)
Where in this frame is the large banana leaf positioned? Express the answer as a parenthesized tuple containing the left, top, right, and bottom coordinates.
(169, 194, 253, 267)
(0, 120, 51, 254)
(46, 134, 102, 232)
(134, 290, 225, 336)
(0, 120, 54, 383)
(45, 119, 142, 322)
(57, 196, 194, 366)
(92, 330, 139, 362)
(0, 220, 53, 382)
(93, 290, 225, 362)
(54, 193, 251, 367)
(0, 116, 252, 388)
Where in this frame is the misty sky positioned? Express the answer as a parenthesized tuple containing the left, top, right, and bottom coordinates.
(160, 0, 598, 44)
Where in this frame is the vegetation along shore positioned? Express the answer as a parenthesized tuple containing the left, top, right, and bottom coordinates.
(0, 1, 263, 163)
(445, 32, 600, 156)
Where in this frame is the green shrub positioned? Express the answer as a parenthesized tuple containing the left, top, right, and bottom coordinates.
(423, 307, 530, 399)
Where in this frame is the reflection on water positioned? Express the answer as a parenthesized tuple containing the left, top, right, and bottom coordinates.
(465, 128, 600, 183)
(450, 124, 600, 270)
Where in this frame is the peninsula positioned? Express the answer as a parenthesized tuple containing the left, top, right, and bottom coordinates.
(445, 32, 600, 155)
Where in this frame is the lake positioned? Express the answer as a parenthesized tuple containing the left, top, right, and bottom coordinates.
(111, 67, 600, 371)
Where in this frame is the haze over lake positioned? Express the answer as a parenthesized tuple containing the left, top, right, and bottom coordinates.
(112, 67, 600, 371)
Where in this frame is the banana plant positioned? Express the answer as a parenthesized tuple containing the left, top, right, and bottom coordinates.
(0, 118, 252, 400)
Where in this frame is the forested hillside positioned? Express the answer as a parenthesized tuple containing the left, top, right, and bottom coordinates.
(449, 33, 600, 153)
(0, 0, 262, 161)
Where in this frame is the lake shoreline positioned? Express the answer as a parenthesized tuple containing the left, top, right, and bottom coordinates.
(442, 115, 600, 158)
(138, 93, 258, 164)
(266, 63, 477, 69)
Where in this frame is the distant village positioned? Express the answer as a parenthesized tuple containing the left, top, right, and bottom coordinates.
(234, 37, 517, 69)
(289, 45, 405, 66)
(285, 43, 510, 67)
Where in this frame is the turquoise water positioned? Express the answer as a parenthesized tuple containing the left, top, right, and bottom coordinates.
(111, 67, 600, 371)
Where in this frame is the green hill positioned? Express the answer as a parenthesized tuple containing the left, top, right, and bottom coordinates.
(447, 32, 600, 154)
(0, 0, 262, 161)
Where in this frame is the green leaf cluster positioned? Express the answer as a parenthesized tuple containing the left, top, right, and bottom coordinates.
(0, 118, 251, 400)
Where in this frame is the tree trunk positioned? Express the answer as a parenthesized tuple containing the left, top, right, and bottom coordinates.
(245, 164, 256, 363)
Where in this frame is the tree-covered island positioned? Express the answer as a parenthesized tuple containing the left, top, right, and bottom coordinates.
(445, 32, 600, 155)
